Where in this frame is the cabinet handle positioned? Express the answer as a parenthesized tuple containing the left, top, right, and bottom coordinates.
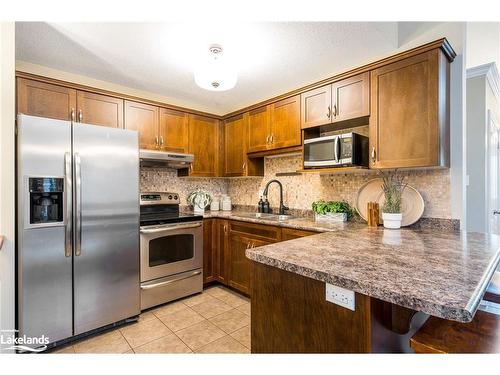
(270, 134, 274, 144)
(246, 242, 250, 250)
(71, 108, 75, 121)
(242, 162, 246, 171)
(333, 104, 337, 117)
(160, 136, 164, 146)
(371, 146, 376, 163)
(266, 134, 270, 144)
(327, 106, 331, 119)
(155, 136, 159, 148)
(224, 224, 228, 233)
(78, 110, 83, 122)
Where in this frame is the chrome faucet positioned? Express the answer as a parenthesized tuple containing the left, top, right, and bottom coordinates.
(263, 179, 289, 215)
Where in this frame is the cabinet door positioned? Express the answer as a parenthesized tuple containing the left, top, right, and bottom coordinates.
(216, 220, 229, 284)
(331, 72, 369, 123)
(124, 100, 159, 150)
(247, 106, 270, 153)
(77, 91, 124, 128)
(228, 234, 254, 295)
(159, 108, 188, 153)
(17, 78, 76, 121)
(203, 219, 215, 284)
(300, 85, 332, 129)
(370, 50, 442, 168)
(224, 114, 247, 176)
(188, 114, 218, 177)
(270, 95, 301, 149)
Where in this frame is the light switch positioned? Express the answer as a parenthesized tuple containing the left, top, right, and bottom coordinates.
(325, 283, 355, 311)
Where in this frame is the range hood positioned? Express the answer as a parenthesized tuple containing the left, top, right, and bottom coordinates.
(139, 149, 194, 169)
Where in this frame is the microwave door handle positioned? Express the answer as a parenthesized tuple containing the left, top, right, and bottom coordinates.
(334, 136, 340, 163)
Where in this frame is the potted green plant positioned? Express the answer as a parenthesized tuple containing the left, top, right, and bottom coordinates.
(380, 171, 407, 229)
(312, 200, 353, 222)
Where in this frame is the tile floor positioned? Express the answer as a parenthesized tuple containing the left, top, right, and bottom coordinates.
(50, 285, 251, 354)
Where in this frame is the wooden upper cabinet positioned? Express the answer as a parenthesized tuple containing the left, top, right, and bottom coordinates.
(301, 85, 332, 129)
(224, 114, 247, 176)
(248, 106, 271, 153)
(331, 72, 369, 123)
(270, 95, 301, 149)
(188, 114, 219, 177)
(76, 91, 123, 128)
(17, 78, 76, 121)
(159, 108, 188, 153)
(370, 49, 449, 169)
(124, 100, 159, 150)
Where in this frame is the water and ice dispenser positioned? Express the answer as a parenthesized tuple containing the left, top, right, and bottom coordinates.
(28, 177, 64, 225)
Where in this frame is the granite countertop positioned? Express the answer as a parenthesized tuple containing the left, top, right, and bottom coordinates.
(245, 227, 500, 323)
(202, 210, 372, 233)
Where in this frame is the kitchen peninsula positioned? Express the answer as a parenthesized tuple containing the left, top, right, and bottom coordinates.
(246, 227, 500, 353)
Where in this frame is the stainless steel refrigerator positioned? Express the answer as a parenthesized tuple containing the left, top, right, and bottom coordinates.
(17, 114, 140, 345)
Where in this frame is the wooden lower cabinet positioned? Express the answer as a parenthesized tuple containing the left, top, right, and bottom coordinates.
(251, 262, 428, 353)
(203, 219, 215, 284)
(215, 220, 229, 284)
(204, 219, 282, 294)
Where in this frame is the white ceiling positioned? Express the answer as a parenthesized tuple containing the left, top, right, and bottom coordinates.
(16, 22, 399, 115)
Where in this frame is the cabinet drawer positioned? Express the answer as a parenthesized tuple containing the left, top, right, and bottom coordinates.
(281, 228, 316, 241)
(229, 220, 281, 241)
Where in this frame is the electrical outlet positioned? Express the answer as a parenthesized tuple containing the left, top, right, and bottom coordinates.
(325, 283, 355, 311)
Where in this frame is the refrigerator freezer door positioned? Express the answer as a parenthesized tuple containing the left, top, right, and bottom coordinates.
(72, 123, 140, 335)
(17, 114, 73, 343)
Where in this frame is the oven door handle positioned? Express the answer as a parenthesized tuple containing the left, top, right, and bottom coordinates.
(141, 270, 202, 290)
(140, 222, 202, 234)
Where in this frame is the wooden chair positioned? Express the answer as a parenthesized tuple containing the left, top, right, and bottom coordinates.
(484, 272, 500, 304)
(411, 273, 500, 353)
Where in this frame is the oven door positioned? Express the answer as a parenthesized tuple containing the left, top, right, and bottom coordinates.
(140, 221, 203, 282)
(303, 135, 340, 167)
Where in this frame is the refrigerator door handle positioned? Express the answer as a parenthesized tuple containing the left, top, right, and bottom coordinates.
(64, 152, 72, 257)
(74, 152, 82, 256)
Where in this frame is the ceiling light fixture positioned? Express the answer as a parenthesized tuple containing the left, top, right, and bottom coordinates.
(194, 44, 237, 91)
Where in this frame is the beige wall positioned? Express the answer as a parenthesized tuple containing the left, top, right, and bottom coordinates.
(0, 22, 16, 352)
(227, 155, 451, 219)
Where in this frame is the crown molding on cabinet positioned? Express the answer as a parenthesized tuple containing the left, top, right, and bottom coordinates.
(15, 70, 223, 120)
(16, 38, 455, 123)
(222, 38, 456, 119)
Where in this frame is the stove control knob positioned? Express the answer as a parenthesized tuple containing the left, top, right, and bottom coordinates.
(168, 195, 173, 200)
(174, 195, 178, 200)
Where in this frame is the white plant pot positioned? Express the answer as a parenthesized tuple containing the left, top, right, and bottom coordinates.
(314, 212, 347, 223)
(382, 212, 402, 229)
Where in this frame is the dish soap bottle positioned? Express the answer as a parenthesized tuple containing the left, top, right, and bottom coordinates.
(258, 196, 264, 213)
(262, 197, 270, 214)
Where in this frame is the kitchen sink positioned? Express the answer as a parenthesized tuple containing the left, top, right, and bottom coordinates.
(234, 212, 298, 222)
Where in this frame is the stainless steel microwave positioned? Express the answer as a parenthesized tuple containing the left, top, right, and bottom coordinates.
(303, 132, 369, 168)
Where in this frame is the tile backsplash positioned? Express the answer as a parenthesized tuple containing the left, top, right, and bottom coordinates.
(140, 154, 451, 219)
(140, 168, 229, 205)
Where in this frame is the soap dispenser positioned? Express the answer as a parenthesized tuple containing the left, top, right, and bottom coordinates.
(262, 196, 270, 214)
(258, 196, 264, 213)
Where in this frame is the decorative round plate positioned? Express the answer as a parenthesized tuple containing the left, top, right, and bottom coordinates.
(355, 178, 425, 227)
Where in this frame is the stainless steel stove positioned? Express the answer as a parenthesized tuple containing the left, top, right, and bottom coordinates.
(139, 192, 203, 310)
